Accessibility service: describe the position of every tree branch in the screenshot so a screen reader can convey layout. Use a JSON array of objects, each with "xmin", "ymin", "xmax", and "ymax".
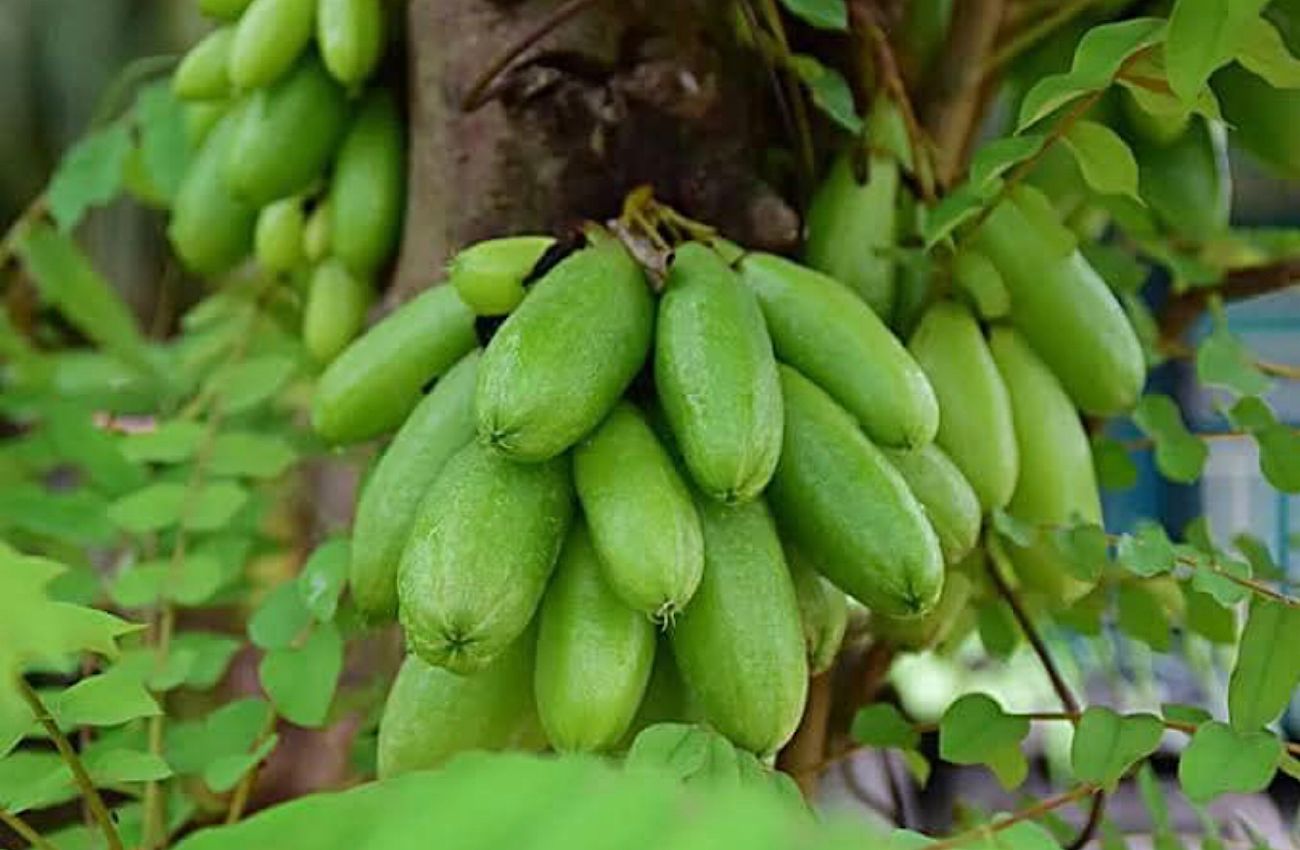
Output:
[
  {"xmin": 1160, "ymin": 257, "xmax": 1300, "ymax": 341},
  {"xmin": 926, "ymin": 785, "xmax": 1097, "ymax": 850},
  {"xmin": 775, "ymin": 671, "xmax": 834, "ymax": 799}
]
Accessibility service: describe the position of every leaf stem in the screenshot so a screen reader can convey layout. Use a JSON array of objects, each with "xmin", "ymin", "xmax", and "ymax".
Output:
[
  {"xmin": 17, "ymin": 680, "xmax": 122, "ymax": 850},
  {"xmin": 224, "ymin": 711, "xmax": 279, "ymax": 824},
  {"xmin": 0, "ymin": 805, "xmax": 60, "ymax": 850},
  {"xmin": 980, "ymin": 0, "xmax": 1107, "ymax": 78},
  {"xmin": 751, "ymin": 0, "xmax": 817, "ymax": 202},
  {"xmin": 925, "ymin": 784, "xmax": 1097, "ymax": 850}
]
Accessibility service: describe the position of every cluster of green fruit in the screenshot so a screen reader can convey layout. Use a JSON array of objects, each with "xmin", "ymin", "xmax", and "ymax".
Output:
[
  {"xmin": 310, "ymin": 171, "xmax": 1144, "ymax": 765},
  {"xmin": 168, "ymin": 0, "xmax": 404, "ymax": 363}
]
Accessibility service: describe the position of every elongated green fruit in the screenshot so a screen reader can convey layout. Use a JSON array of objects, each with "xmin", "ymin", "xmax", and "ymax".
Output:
[
  {"xmin": 535, "ymin": 522, "xmax": 656, "ymax": 752},
  {"xmin": 184, "ymin": 102, "xmax": 228, "ymax": 149},
  {"xmin": 787, "ymin": 547, "xmax": 848, "ymax": 676},
  {"xmin": 908, "ymin": 301, "xmax": 1018, "ymax": 512},
  {"xmin": 952, "ymin": 248, "xmax": 1009, "ymax": 320},
  {"xmin": 655, "ymin": 243, "xmax": 782, "ymax": 503},
  {"xmin": 989, "ymin": 327, "xmax": 1101, "ymax": 604},
  {"xmin": 167, "ymin": 111, "xmax": 256, "ymax": 276},
  {"xmin": 173, "ymin": 27, "xmax": 234, "ymax": 101},
  {"xmin": 450, "ymin": 236, "xmax": 555, "ymax": 316},
  {"xmin": 303, "ymin": 260, "xmax": 373, "ymax": 364},
  {"xmin": 768, "ymin": 365, "xmax": 944, "ymax": 617},
  {"xmin": 619, "ymin": 640, "xmax": 699, "ymax": 747},
  {"xmin": 331, "ymin": 91, "xmax": 404, "ymax": 275},
  {"xmin": 226, "ymin": 54, "xmax": 348, "ymax": 206},
  {"xmin": 254, "ymin": 198, "xmax": 305, "ymax": 272},
  {"xmin": 350, "ymin": 352, "xmax": 479, "ymax": 623},
  {"xmin": 377, "ymin": 637, "xmax": 542, "ymax": 778},
  {"xmin": 477, "ymin": 233, "xmax": 653, "ymax": 461},
  {"xmin": 740, "ymin": 253, "xmax": 938, "ymax": 448},
  {"xmin": 318, "ymin": 0, "xmax": 385, "ymax": 86},
  {"xmin": 199, "ymin": 0, "xmax": 253, "ymax": 20},
  {"xmin": 398, "ymin": 442, "xmax": 572, "ymax": 673},
  {"xmin": 670, "ymin": 497, "xmax": 807, "ymax": 755},
  {"xmin": 303, "ymin": 199, "xmax": 332, "ymax": 263},
  {"xmin": 573, "ymin": 402, "xmax": 703, "ymax": 619},
  {"xmin": 1130, "ymin": 117, "xmax": 1230, "ymax": 243},
  {"xmin": 803, "ymin": 150, "xmax": 898, "ymax": 317},
  {"xmin": 974, "ymin": 195, "xmax": 1144, "ymax": 415},
  {"xmin": 883, "ymin": 443, "xmax": 981, "ymax": 565},
  {"xmin": 228, "ymin": 0, "xmax": 315, "ymax": 89},
  {"xmin": 312, "ymin": 285, "xmax": 477, "ymax": 444},
  {"xmin": 875, "ymin": 550, "xmax": 981, "ymax": 651}
]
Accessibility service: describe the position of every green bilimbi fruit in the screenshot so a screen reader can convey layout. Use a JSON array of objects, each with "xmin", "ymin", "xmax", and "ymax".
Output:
[
  {"xmin": 199, "ymin": 0, "xmax": 253, "ymax": 20},
  {"xmin": 670, "ymin": 497, "xmax": 807, "ymax": 755},
  {"xmin": 331, "ymin": 91, "xmax": 405, "ymax": 276},
  {"xmin": 767, "ymin": 365, "xmax": 944, "ymax": 617},
  {"xmin": 167, "ymin": 111, "xmax": 257, "ymax": 276},
  {"xmin": 228, "ymin": 0, "xmax": 315, "ymax": 90},
  {"xmin": 572, "ymin": 402, "xmax": 703, "ymax": 619},
  {"xmin": 318, "ymin": 0, "xmax": 385, "ymax": 86},
  {"xmin": 226, "ymin": 53, "xmax": 348, "ymax": 206},
  {"xmin": 803, "ymin": 147, "xmax": 899, "ymax": 317},
  {"xmin": 377, "ymin": 637, "xmax": 542, "ymax": 778},
  {"xmin": 477, "ymin": 232, "xmax": 653, "ymax": 461},
  {"xmin": 350, "ymin": 352, "xmax": 479, "ymax": 623},
  {"xmin": 302, "ymin": 260, "xmax": 373, "ymax": 364},
  {"xmin": 173, "ymin": 27, "xmax": 235, "ymax": 101},
  {"xmin": 311, "ymin": 285, "xmax": 477, "ymax": 444},
  {"xmin": 989, "ymin": 327, "xmax": 1102, "ymax": 605},
  {"xmin": 303, "ymin": 199, "xmax": 332, "ymax": 263},
  {"xmin": 620, "ymin": 639, "xmax": 699, "ymax": 746},
  {"xmin": 874, "ymin": 549, "xmax": 982, "ymax": 651},
  {"xmin": 740, "ymin": 253, "xmax": 938, "ymax": 449},
  {"xmin": 535, "ymin": 522, "xmax": 656, "ymax": 752},
  {"xmin": 787, "ymin": 547, "xmax": 848, "ymax": 676},
  {"xmin": 655, "ymin": 242, "xmax": 783, "ymax": 504},
  {"xmin": 450, "ymin": 236, "xmax": 555, "ymax": 316},
  {"xmin": 883, "ymin": 443, "xmax": 981, "ymax": 565},
  {"xmin": 184, "ymin": 102, "xmax": 228, "ymax": 150},
  {"xmin": 974, "ymin": 194, "xmax": 1144, "ymax": 415},
  {"xmin": 254, "ymin": 198, "xmax": 305, "ymax": 273},
  {"xmin": 398, "ymin": 441, "xmax": 572, "ymax": 673},
  {"xmin": 907, "ymin": 301, "xmax": 1018, "ymax": 513},
  {"xmin": 952, "ymin": 248, "xmax": 1009, "ymax": 320},
  {"xmin": 1129, "ymin": 116, "xmax": 1230, "ymax": 244}
]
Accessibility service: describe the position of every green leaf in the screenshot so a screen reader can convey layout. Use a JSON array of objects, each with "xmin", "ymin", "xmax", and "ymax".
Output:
[
  {"xmin": 210, "ymin": 355, "xmax": 298, "ymax": 415},
  {"xmin": 1235, "ymin": 534, "xmax": 1285, "ymax": 580},
  {"xmin": 45, "ymin": 402, "xmax": 146, "ymax": 495},
  {"xmin": 977, "ymin": 600, "xmax": 1021, "ymax": 659},
  {"xmin": 1117, "ymin": 583, "xmax": 1171, "ymax": 651},
  {"xmin": 787, "ymin": 55, "xmax": 862, "ymax": 134},
  {"xmin": 1070, "ymin": 707, "xmax": 1163, "ymax": 788},
  {"xmin": 259, "ymin": 622, "xmax": 343, "ymax": 727},
  {"xmin": 1167, "ymin": 0, "xmax": 1269, "ymax": 102},
  {"xmin": 1196, "ymin": 324, "xmax": 1271, "ymax": 396},
  {"xmin": 205, "ymin": 735, "xmax": 278, "ymax": 793},
  {"xmin": 1132, "ymin": 394, "xmax": 1207, "ymax": 484},
  {"xmin": 5, "ymin": 748, "xmax": 172, "ymax": 815},
  {"xmin": 1052, "ymin": 522, "xmax": 1109, "ymax": 582},
  {"xmin": 1137, "ymin": 763, "xmax": 1173, "ymax": 833},
  {"xmin": 107, "ymin": 481, "xmax": 249, "ymax": 533},
  {"xmin": 1228, "ymin": 598, "xmax": 1300, "ymax": 731},
  {"xmin": 624, "ymin": 724, "xmax": 802, "ymax": 805},
  {"xmin": 1063, "ymin": 121, "xmax": 1141, "ymax": 199},
  {"xmin": 1189, "ymin": 556, "xmax": 1250, "ymax": 606},
  {"xmin": 120, "ymin": 420, "xmax": 206, "ymax": 464},
  {"xmin": 1256, "ymin": 425, "xmax": 1300, "ymax": 493},
  {"xmin": 968, "ymin": 135, "xmax": 1048, "ymax": 190},
  {"xmin": 167, "ymin": 698, "xmax": 271, "ymax": 776},
  {"xmin": 1234, "ymin": 15, "xmax": 1300, "ymax": 88},
  {"xmin": 1178, "ymin": 721, "xmax": 1281, "ymax": 802},
  {"xmin": 851, "ymin": 704, "xmax": 920, "ymax": 750},
  {"xmin": 52, "ymin": 668, "xmax": 160, "ymax": 727},
  {"xmin": 923, "ymin": 184, "xmax": 989, "ymax": 248},
  {"xmin": 1093, "ymin": 435, "xmax": 1138, "ymax": 490},
  {"xmin": 1227, "ymin": 395, "xmax": 1277, "ymax": 433},
  {"xmin": 1117, "ymin": 522, "xmax": 1176, "ymax": 577},
  {"xmin": 1184, "ymin": 585, "xmax": 1236, "ymax": 644},
  {"xmin": 169, "ymin": 631, "xmax": 242, "ymax": 690},
  {"xmin": 135, "ymin": 81, "xmax": 190, "ymax": 202},
  {"xmin": 47, "ymin": 123, "xmax": 132, "ymax": 231},
  {"xmin": 939, "ymin": 693, "xmax": 1030, "ymax": 766},
  {"xmin": 208, "ymin": 432, "xmax": 298, "ymax": 479},
  {"xmin": 298, "ymin": 538, "xmax": 350, "ymax": 623},
  {"xmin": 249, "ymin": 581, "xmax": 314, "ymax": 650},
  {"xmin": 109, "ymin": 554, "xmax": 226, "ymax": 608},
  {"xmin": 778, "ymin": 0, "xmax": 846, "ymax": 30},
  {"xmin": 0, "ymin": 484, "xmax": 117, "ymax": 546},
  {"xmin": 1162, "ymin": 703, "xmax": 1213, "ymax": 727},
  {"xmin": 991, "ymin": 509, "xmax": 1036, "ymax": 548}
]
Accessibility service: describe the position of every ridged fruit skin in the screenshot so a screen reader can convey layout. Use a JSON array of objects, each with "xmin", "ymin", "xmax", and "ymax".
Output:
[
  {"xmin": 573, "ymin": 402, "xmax": 703, "ymax": 619},
  {"xmin": 476, "ymin": 233, "xmax": 653, "ymax": 461},
  {"xmin": 670, "ymin": 497, "xmax": 808, "ymax": 755},
  {"xmin": 228, "ymin": 0, "xmax": 315, "ymax": 90},
  {"xmin": 173, "ymin": 27, "xmax": 235, "ymax": 101},
  {"xmin": 311, "ymin": 285, "xmax": 477, "ymax": 444},
  {"xmin": 535, "ymin": 522, "xmax": 656, "ymax": 752},
  {"xmin": 989, "ymin": 328, "xmax": 1102, "ymax": 605},
  {"xmin": 397, "ymin": 442, "xmax": 572, "ymax": 673},
  {"xmin": 167, "ymin": 111, "xmax": 257, "ymax": 276},
  {"xmin": 803, "ymin": 150, "xmax": 899, "ymax": 317},
  {"xmin": 349, "ymin": 352, "xmax": 479, "ymax": 623},
  {"xmin": 254, "ymin": 198, "xmax": 305, "ymax": 272},
  {"xmin": 875, "ymin": 550, "xmax": 982, "ymax": 651},
  {"xmin": 302, "ymin": 260, "xmax": 372, "ymax": 364},
  {"xmin": 318, "ymin": 0, "xmax": 385, "ymax": 86},
  {"xmin": 767, "ymin": 365, "xmax": 944, "ymax": 617},
  {"xmin": 1129, "ymin": 116, "xmax": 1230, "ymax": 243},
  {"xmin": 883, "ymin": 443, "xmax": 982, "ymax": 565},
  {"xmin": 907, "ymin": 301, "xmax": 1018, "ymax": 512},
  {"xmin": 377, "ymin": 637, "xmax": 543, "ymax": 778},
  {"xmin": 973, "ymin": 195, "xmax": 1144, "ymax": 415},
  {"xmin": 330, "ymin": 91, "xmax": 404, "ymax": 275},
  {"xmin": 740, "ymin": 252, "xmax": 938, "ymax": 449},
  {"xmin": 787, "ymin": 547, "xmax": 848, "ymax": 675},
  {"xmin": 450, "ymin": 236, "xmax": 555, "ymax": 317},
  {"xmin": 655, "ymin": 242, "xmax": 783, "ymax": 503},
  {"xmin": 226, "ymin": 53, "xmax": 348, "ymax": 206}
]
